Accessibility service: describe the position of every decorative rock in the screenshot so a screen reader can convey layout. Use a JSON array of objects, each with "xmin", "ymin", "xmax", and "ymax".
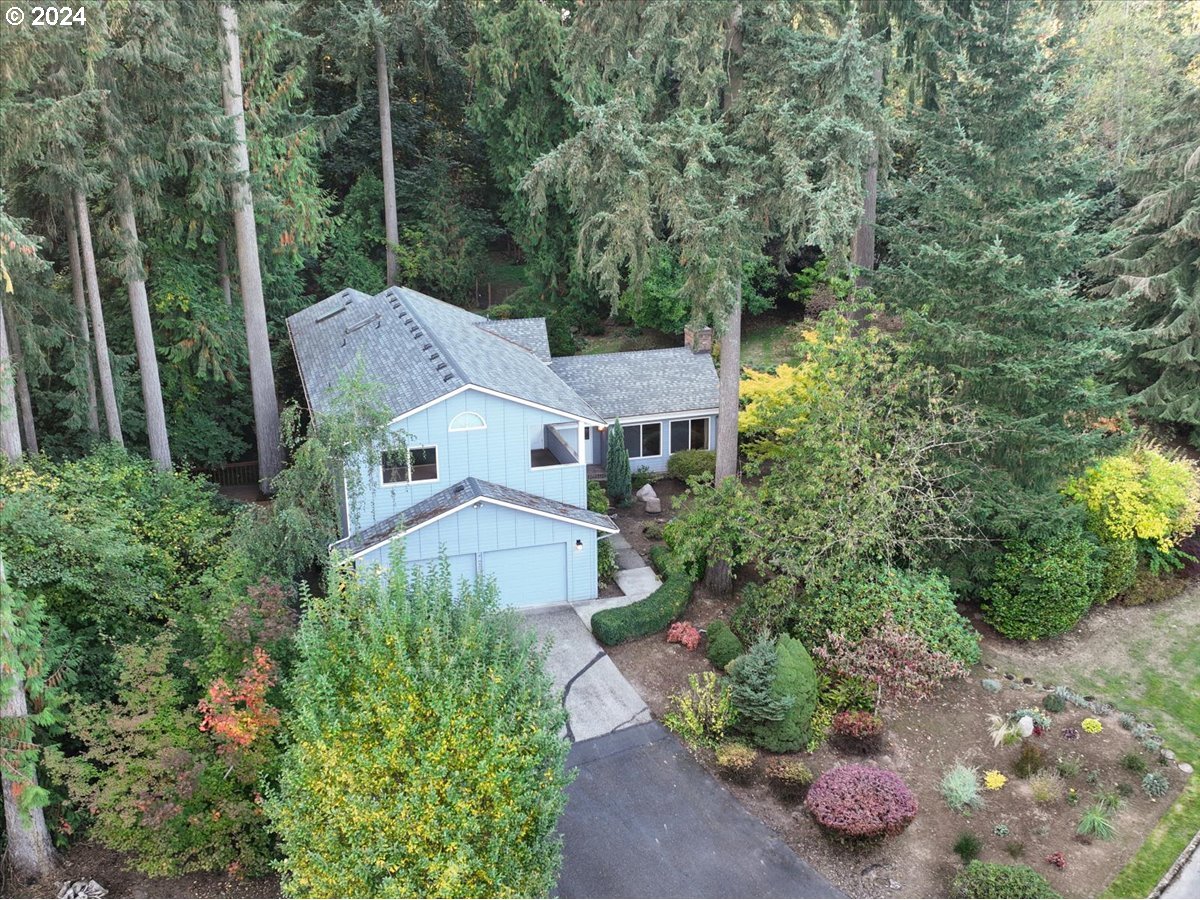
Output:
[
  {"xmin": 1179, "ymin": 762, "xmax": 1193, "ymax": 775},
  {"xmin": 1017, "ymin": 716, "xmax": 1035, "ymax": 738},
  {"xmin": 1161, "ymin": 749, "xmax": 1176, "ymax": 762},
  {"xmin": 645, "ymin": 496, "xmax": 662, "ymax": 514},
  {"xmin": 57, "ymin": 882, "xmax": 107, "ymax": 900},
  {"xmin": 636, "ymin": 483, "xmax": 657, "ymax": 501}
]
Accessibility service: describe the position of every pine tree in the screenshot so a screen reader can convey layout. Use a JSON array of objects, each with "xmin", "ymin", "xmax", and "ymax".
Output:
[
  {"xmin": 1101, "ymin": 35, "xmax": 1200, "ymax": 434},
  {"xmin": 878, "ymin": 0, "xmax": 1123, "ymax": 539},
  {"xmin": 0, "ymin": 550, "xmax": 59, "ymax": 881},
  {"xmin": 606, "ymin": 418, "xmax": 632, "ymax": 506}
]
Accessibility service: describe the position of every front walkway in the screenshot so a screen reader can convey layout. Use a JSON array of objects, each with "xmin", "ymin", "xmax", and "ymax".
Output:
[
  {"xmin": 572, "ymin": 531, "xmax": 661, "ymax": 629},
  {"xmin": 558, "ymin": 723, "xmax": 841, "ymax": 899}
]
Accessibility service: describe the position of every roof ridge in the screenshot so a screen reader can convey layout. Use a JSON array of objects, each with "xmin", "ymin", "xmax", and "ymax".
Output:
[{"xmin": 383, "ymin": 288, "xmax": 466, "ymax": 389}]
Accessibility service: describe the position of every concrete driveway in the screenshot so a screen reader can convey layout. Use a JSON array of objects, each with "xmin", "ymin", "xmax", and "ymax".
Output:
[
  {"xmin": 558, "ymin": 723, "xmax": 841, "ymax": 899},
  {"xmin": 524, "ymin": 604, "xmax": 652, "ymax": 742}
]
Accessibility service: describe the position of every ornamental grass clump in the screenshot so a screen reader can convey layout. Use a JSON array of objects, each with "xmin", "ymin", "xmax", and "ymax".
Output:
[
  {"xmin": 268, "ymin": 560, "xmax": 571, "ymax": 898},
  {"xmin": 1028, "ymin": 770, "xmax": 1064, "ymax": 804},
  {"xmin": 1077, "ymin": 805, "xmax": 1115, "ymax": 840},
  {"xmin": 941, "ymin": 764, "xmax": 984, "ymax": 813},
  {"xmin": 805, "ymin": 765, "xmax": 918, "ymax": 839}
]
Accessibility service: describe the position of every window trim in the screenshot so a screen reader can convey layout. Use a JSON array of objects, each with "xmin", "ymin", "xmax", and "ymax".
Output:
[
  {"xmin": 624, "ymin": 422, "xmax": 663, "ymax": 460},
  {"xmin": 448, "ymin": 411, "xmax": 487, "ymax": 432},
  {"xmin": 380, "ymin": 445, "xmax": 440, "ymax": 485},
  {"xmin": 670, "ymin": 417, "xmax": 711, "ymax": 453}
]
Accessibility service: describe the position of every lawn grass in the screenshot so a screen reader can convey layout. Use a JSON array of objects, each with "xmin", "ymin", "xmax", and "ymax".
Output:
[
  {"xmin": 1104, "ymin": 780, "xmax": 1200, "ymax": 898},
  {"xmin": 739, "ymin": 319, "xmax": 797, "ymax": 370}
]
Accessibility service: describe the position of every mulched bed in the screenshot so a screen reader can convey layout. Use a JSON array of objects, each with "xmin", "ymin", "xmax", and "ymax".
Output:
[{"xmin": 607, "ymin": 584, "xmax": 1191, "ymax": 899}]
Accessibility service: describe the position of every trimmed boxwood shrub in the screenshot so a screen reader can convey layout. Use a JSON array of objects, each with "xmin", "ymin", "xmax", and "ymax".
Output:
[
  {"xmin": 950, "ymin": 861, "xmax": 1060, "ymax": 899},
  {"xmin": 983, "ymin": 525, "xmax": 1104, "ymax": 640},
  {"xmin": 805, "ymin": 765, "xmax": 918, "ymax": 839},
  {"xmin": 705, "ymin": 620, "xmax": 744, "ymax": 670},
  {"xmin": 667, "ymin": 449, "xmax": 716, "ymax": 483},
  {"xmin": 591, "ymin": 572, "xmax": 693, "ymax": 646},
  {"xmin": 1096, "ymin": 537, "xmax": 1138, "ymax": 603},
  {"xmin": 648, "ymin": 545, "xmax": 674, "ymax": 577}
]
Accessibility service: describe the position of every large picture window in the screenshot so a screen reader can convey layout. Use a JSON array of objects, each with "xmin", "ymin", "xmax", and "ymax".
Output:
[
  {"xmin": 623, "ymin": 422, "xmax": 662, "ymax": 459},
  {"xmin": 670, "ymin": 417, "xmax": 710, "ymax": 453},
  {"xmin": 381, "ymin": 446, "xmax": 439, "ymax": 484}
]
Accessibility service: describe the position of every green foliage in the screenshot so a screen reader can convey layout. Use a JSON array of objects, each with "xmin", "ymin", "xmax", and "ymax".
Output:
[
  {"xmin": 314, "ymin": 172, "xmax": 389, "ymax": 297},
  {"xmin": 586, "ymin": 480, "xmax": 609, "ymax": 514},
  {"xmin": 1121, "ymin": 752, "xmax": 1149, "ymax": 775},
  {"xmin": 664, "ymin": 476, "xmax": 755, "ymax": 582},
  {"xmin": 663, "ymin": 672, "xmax": 735, "ymax": 750},
  {"xmin": 631, "ymin": 466, "xmax": 659, "ymax": 493},
  {"xmin": 0, "ymin": 447, "xmax": 229, "ymax": 700},
  {"xmin": 728, "ymin": 634, "xmax": 817, "ymax": 753},
  {"xmin": 878, "ymin": 2, "xmax": 1124, "ymax": 540},
  {"xmin": 1077, "ymin": 805, "xmax": 1116, "ymax": 840},
  {"xmin": 765, "ymin": 759, "xmax": 814, "ymax": 800},
  {"xmin": 648, "ymin": 545, "xmax": 675, "ymax": 578},
  {"xmin": 787, "ymin": 260, "xmax": 854, "ymax": 311},
  {"xmin": 606, "ymin": 419, "xmax": 632, "ymax": 505},
  {"xmin": 793, "ymin": 566, "xmax": 980, "ymax": 666},
  {"xmin": 983, "ymin": 522, "xmax": 1105, "ymax": 640},
  {"xmin": 704, "ymin": 620, "xmax": 744, "ymax": 671},
  {"xmin": 951, "ymin": 861, "xmax": 1061, "ymax": 899},
  {"xmin": 267, "ymin": 559, "xmax": 570, "ymax": 898},
  {"xmin": 730, "ymin": 581, "xmax": 801, "ymax": 644},
  {"xmin": 597, "ymin": 538, "xmax": 618, "ymax": 588},
  {"xmin": 590, "ymin": 572, "xmax": 693, "ymax": 647},
  {"xmin": 954, "ymin": 832, "xmax": 983, "ymax": 864},
  {"xmin": 666, "ymin": 449, "xmax": 716, "ymax": 484},
  {"xmin": 940, "ymin": 765, "xmax": 983, "ymax": 815},
  {"xmin": 1014, "ymin": 743, "xmax": 1047, "ymax": 779},
  {"xmin": 44, "ymin": 632, "xmax": 277, "ymax": 876},
  {"xmin": 1096, "ymin": 538, "xmax": 1140, "ymax": 604},
  {"xmin": 1043, "ymin": 692, "xmax": 1067, "ymax": 714},
  {"xmin": 1028, "ymin": 771, "xmax": 1064, "ymax": 804},
  {"xmin": 1142, "ymin": 772, "xmax": 1170, "ymax": 799}
]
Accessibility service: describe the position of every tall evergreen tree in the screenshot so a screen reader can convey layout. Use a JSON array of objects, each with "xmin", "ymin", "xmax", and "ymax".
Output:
[
  {"xmin": 528, "ymin": 2, "xmax": 878, "ymax": 589},
  {"xmin": 878, "ymin": 0, "xmax": 1123, "ymax": 541},
  {"xmin": 73, "ymin": 189, "xmax": 124, "ymax": 446},
  {"xmin": 65, "ymin": 205, "xmax": 100, "ymax": 436},
  {"xmin": 606, "ymin": 418, "xmax": 632, "ymax": 505},
  {"xmin": 2, "ymin": 300, "xmax": 37, "ymax": 455},
  {"xmin": 1101, "ymin": 35, "xmax": 1200, "ymax": 434},
  {"xmin": 220, "ymin": 1, "xmax": 282, "ymax": 488}
]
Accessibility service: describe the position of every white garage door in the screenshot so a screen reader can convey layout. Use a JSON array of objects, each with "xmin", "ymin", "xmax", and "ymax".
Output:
[
  {"xmin": 482, "ymin": 543, "xmax": 569, "ymax": 607},
  {"xmin": 409, "ymin": 552, "xmax": 477, "ymax": 593}
]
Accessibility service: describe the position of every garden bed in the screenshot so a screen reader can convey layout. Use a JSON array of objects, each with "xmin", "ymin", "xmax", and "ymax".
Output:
[{"xmin": 607, "ymin": 585, "xmax": 1195, "ymax": 899}]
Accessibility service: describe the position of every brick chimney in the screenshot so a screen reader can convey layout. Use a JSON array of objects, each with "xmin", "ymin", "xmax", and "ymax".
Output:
[{"xmin": 684, "ymin": 325, "xmax": 713, "ymax": 354}]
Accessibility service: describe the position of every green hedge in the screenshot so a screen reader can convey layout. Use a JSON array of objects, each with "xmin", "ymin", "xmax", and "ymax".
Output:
[
  {"xmin": 705, "ymin": 620, "xmax": 743, "ymax": 670},
  {"xmin": 667, "ymin": 449, "xmax": 716, "ymax": 482},
  {"xmin": 648, "ymin": 545, "xmax": 674, "ymax": 577},
  {"xmin": 592, "ymin": 573, "xmax": 694, "ymax": 646},
  {"xmin": 951, "ymin": 861, "xmax": 1060, "ymax": 899},
  {"xmin": 587, "ymin": 480, "xmax": 609, "ymax": 514}
]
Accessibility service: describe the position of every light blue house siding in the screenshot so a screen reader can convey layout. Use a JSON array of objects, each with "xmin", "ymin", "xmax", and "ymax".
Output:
[
  {"xmin": 354, "ymin": 502, "xmax": 601, "ymax": 606},
  {"xmin": 587, "ymin": 413, "xmax": 717, "ymax": 473},
  {"xmin": 347, "ymin": 388, "xmax": 588, "ymax": 534}
]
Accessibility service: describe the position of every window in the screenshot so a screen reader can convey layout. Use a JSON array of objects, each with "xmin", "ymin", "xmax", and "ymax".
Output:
[
  {"xmin": 381, "ymin": 446, "xmax": 439, "ymax": 484},
  {"xmin": 670, "ymin": 417, "xmax": 710, "ymax": 453},
  {"xmin": 623, "ymin": 422, "xmax": 662, "ymax": 459},
  {"xmin": 449, "ymin": 411, "xmax": 486, "ymax": 432}
]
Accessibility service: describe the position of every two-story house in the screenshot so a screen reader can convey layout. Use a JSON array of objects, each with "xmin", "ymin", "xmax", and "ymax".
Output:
[{"xmin": 287, "ymin": 286, "xmax": 719, "ymax": 607}]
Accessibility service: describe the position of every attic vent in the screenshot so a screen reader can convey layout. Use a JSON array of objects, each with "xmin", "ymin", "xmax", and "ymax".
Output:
[
  {"xmin": 443, "ymin": 373, "xmax": 455, "ymax": 382},
  {"xmin": 315, "ymin": 306, "xmax": 347, "ymax": 324},
  {"xmin": 429, "ymin": 352, "xmax": 440, "ymax": 361},
  {"xmin": 435, "ymin": 362, "xmax": 447, "ymax": 371},
  {"xmin": 453, "ymin": 483, "xmax": 467, "ymax": 494},
  {"xmin": 421, "ymin": 343, "xmax": 432, "ymax": 351},
  {"xmin": 344, "ymin": 313, "xmax": 381, "ymax": 334}
]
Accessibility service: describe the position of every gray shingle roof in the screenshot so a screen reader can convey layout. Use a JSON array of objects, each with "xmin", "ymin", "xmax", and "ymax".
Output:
[
  {"xmin": 475, "ymin": 318, "xmax": 551, "ymax": 362},
  {"xmin": 548, "ymin": 347, "xmax": 720, "ymax": 420},
  {"xmin": 331, "ymin": 476, "xmax": 617, "ymax": 556},
  {"xmin": 287, "ymin": 288, "xmax": 602, "ymax": 423}
]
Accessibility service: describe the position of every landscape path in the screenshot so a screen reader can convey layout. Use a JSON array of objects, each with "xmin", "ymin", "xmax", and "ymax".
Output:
[{"xmin": 557, "ymin": 723, "xmax": 841, "ymax": 899}]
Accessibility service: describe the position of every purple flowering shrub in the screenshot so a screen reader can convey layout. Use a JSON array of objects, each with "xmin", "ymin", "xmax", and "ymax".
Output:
[{"xmin": 805, "ymin": 765, "xmax": 918, "ymax": 839}]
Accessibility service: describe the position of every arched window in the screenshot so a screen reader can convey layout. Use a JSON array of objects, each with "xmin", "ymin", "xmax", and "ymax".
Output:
[{"xmin": 449, "ymin": 410, "xmax": 487, "ymax": 432}]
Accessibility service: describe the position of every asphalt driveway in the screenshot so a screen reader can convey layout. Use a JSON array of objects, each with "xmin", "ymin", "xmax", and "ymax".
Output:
[{"xmin": 558, "ymin": 723, "xmax": 841, "ymax": 899}]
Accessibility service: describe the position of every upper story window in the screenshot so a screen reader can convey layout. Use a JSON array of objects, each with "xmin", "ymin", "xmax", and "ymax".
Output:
[
  {"xmin": 670, "ymin": 417, "xmax": 710, "ymax": 453},
  {"xmin": 623, "ymin": 422, "xmax": 662, "ymax": 459},
  {"xmin": 381, "ymin": 446, "xmax": 439, "ymax": 485},
  {"xmin": 449, "ymin": 411, "xmax": 487, "ymax": 432}
]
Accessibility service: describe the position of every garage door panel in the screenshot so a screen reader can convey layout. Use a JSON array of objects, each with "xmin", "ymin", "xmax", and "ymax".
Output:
[
  {"xmin": 409, "ymin": 552, "xmax": 477, "ymax": 593},
  {"xmin": 483, "ymin": 543, "xmax": 568, "ymax": 607}
]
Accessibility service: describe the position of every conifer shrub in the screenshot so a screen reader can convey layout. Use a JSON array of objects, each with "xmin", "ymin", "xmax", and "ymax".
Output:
[
  {"xmin": 667, "ymin": 449, "xmax": 716, "ymax": 483},
  {"xmin": 805, "ymin": 765, "xmax": 918, "ymax": 839},
  {"xmin": 606, "ymin": 419, "xmax": 633, "ymax": 504},
  {"xmin": 1014, "ymin": 742, "xmax": 1048, "ymax": 778},
  {"xmin": 728, "ymin": 634, "xmax": 817, "ymax": 752},
  {"xmin": 705, "ymin": 620, "xmax": 744, "ymax": 671},
  {"xmin": 267, "ymin": 562, "xmax": 570, "ymax": 897},
  {"xmin": 983, "ymin": 524, "xmax": 1104, "ymax": 639},
  {"xmin": 951, "ymin": 861, "xmax": 1060, "ymax": 899}
]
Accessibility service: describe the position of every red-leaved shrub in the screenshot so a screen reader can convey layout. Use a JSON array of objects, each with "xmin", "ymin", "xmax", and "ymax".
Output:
[
  {"xmin": 667, "ymin": 621, "xmax": 701, "ymax": 651},
  {"xmin": 831, "ymin": 711, "xmax": 886, "ymax": 753},
  {"xmin": 805, "ymin": 765, "xmax": 918, "ymax": 839}
]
